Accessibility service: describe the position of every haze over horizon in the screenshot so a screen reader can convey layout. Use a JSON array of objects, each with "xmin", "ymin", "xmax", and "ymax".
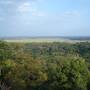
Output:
[{"xmin": 0, "ymin": 0, "xmax": 90, "ymax": 37}]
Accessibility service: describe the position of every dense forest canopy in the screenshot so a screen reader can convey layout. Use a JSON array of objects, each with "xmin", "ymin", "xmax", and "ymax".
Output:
[{"xmin": 0, "ymin": 41, "xmax": 90, "ymax": 90}]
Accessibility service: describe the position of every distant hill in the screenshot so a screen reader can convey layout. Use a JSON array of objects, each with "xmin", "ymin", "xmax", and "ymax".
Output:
[
  {"xmin": 0, "ymin": 36, "xmax": 90, "ymax": 40},
  {"xmin": 0, "ymin": 36, "xmax": 90, "ymax": 43}
]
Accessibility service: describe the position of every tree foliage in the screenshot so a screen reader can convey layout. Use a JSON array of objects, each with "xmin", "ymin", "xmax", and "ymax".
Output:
[{"xmin": 0, "ymin": 41, "xmax": 90, "ymax": 90}]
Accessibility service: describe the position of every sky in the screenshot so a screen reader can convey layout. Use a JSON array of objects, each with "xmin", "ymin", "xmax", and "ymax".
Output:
[{"xmin": 0, "ymin": 0, "xmax": 90, "ymax": 37}]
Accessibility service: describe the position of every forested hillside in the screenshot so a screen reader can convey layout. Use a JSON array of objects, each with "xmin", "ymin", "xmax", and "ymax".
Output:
[{"xmin": 0, "ymin": 41, "xmax": 90, "ymax": 90}]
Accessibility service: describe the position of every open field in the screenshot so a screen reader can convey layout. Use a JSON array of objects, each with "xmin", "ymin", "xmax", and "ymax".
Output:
[{"xmin": 4, "ymin": 38, "xmax": 90, "ymax": 43}]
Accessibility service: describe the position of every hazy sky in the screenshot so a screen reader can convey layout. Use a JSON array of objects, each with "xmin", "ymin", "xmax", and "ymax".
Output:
[{"xmin": 0, "ymin": 0, "xmax": 90, "ymax": 37}]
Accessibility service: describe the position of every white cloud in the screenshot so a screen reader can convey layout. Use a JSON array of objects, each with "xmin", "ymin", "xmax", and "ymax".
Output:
[
  {"xmin": 64, "ymin": 11, "xmax": 81, "ymax": 17},
  {"xmin": 0, "ymin": 0, "xmax": 13, "ymax": 5},
  {"xmin": 0, "ymin": 17, "xmax": 4, "ymax": 21},
  {"xmin": 32, "ymin": 12, "xmax": 45, "ymax": 16},
  {"xmin": 37, "ymin": 0, "xmax": 44, "ymax": 2},
  {"xmin": 18, "ymin": 2, "xmax": 34, "ymax": 13},
  {"xmin": 17, "ymin": 2, "xmax": 45, "ymax": 17}
]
